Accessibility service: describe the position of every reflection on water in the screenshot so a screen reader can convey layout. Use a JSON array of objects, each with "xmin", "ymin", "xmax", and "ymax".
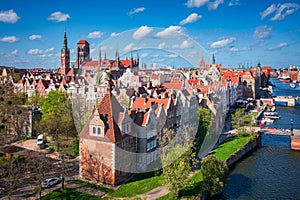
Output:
[
  {"xmin": 216, "ymin": 135, "xmax": 300, "ymax": 200},
  {"xmin": 215, "ymin": 79, "xmax": 300, "ymax": 200}
]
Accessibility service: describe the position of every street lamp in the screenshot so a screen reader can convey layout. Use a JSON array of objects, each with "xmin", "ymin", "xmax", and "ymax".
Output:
[{"xmin": 290, "ymin": 119, "xmax": 294, "ymax": 136}]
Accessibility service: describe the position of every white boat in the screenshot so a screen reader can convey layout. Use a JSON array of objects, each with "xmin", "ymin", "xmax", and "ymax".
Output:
[
  {"xmin": 261, "ymin": 118, "xmax": 274, "ymax": 125},
  {"xmin": 290, "ymin": 83, "xmax": 296, "ymax": 88},
  {"xmin": 264, "ymin": 111, "xmax": 280, "ymax": 119}
]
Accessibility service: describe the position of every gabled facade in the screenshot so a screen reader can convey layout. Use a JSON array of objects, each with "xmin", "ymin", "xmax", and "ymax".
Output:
[{"xmin": 79, "ymin": 93, "xmax": 137, "ymax": 185}]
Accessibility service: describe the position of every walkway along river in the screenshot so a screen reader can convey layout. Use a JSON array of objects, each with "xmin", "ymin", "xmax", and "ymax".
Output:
[{"xmin": 215, "ymin": 78, "xmax": 300, "ymax": 199}]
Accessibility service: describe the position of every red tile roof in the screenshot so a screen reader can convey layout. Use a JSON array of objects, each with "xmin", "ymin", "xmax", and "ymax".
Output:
[
  {"xmin": 119, "ymin": 59, "xmax": 131, "ymax": 67},
  {"xmin": 77, "ymin": 40, "xmax": 89, "ymax": 45}
]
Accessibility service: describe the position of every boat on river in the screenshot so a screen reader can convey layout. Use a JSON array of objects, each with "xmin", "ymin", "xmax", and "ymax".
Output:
[
  {"xmin": 290, "ymin": 83, "xmax": 296, "ymax": 88},
  {"xmin": 261, "ymin": 117, "xmax": 274, "ymax": 125},
  {"xmin": 278, "ymin": 74, "xmax": 291, "ymax": 82},
  {"xmin": 264, "ymin": 111, "xmax": 280, "ymax": 119}
]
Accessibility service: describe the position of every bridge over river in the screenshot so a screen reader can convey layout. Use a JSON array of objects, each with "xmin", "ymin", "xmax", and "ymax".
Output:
[
  {"xmin": 272, "ymin": 96, "xmax": 300, "ymax": 107},
  {"xmin": 260, "ymin": 128, "xmax": 300, "ymax": 150}
]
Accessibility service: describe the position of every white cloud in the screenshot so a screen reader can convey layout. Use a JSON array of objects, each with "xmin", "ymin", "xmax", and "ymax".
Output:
[
  {"xmin": 155, "ymin": 26, "xmax": 183, "ymax": 38},
  {"xmin": 141, "ymin": 53, "xmax": 148, "ymax": 58},
  {"xmin": 28, "ymin": 49, "xmax": 43, "ymax": 55},
  {"xmin": 0, "ymin": 10, "xmax": 20, "ymax": 24},
  {"xmin": 88, "ymin": 31, "xmax": 104, "ymax": 39},
  {"xmin": 186, "ymin": 0, "xmax": 209, "ymax": 8},
  {"xmin": 158, "ymin": 42, "xmax": 167, "ymax": 49},
  {"xmin": 210, "ymin": 37, "xmax": 236, "ymax": 48},
  {"xmin": 47, "ymin": 11, "xmax": 70, "ymax": 22},
  {"xmin": 185, "ymin": 0, "xmax": 224, "ymax": 10},
  {"xmin": 0, "ymin": 10, "xmax": 20, "ymax": 23},
  {"xmin": 123, "ymin": 43, "xmax": 136, "ymax": 53},
  {"xmin": 10, "ymin": 49, "xmax": 18, "ymax": 56},
  {"xmin": 0, "ymin": 36, "xmax": 19, "ymax": 43},
  {"xmin": 166, "ymin": 54, "xmax": 178, "ymax": 58},
  {"xmin": 261, "ymin": 3, "xmax": 300, "ymax": 21},
  {"xmin": 179, "ymin": 13, "xmax": 202, "ymax": 25},
  {"xmin": 29, "ymin": 34, "xmax": 42, "ymax": 40},
  {"xmin": 132, "ymin": 26, "xmax": 153, "ymax": 40},
  {"xmin": 110, "ymin": 32, "xmax": 120, "ymax": 37},
  {"xmin": 180, "ymin": 40, "xmax": 194, "ymax": 49},
  {"xmin": 44, "ymin": 48, "xmax": 54, "ymax": 53},
  {"xmin": 268, "ymin": 42, "xmax": 288, "ymax": 51},
  {"xmin": 128, "ymin": 7, "xmax": 146, "ymax": 16},
  {"xmin": 27, "ymin": 48, "xmax": 54, "ymax": 57},
  {"xmin": 230, "ymin": 47, "xmax": 238, "ymax": 52},
  {"xmin": 228, "ymin": 0, "xmax": 240, "ymax": 6},
  {"xmin": 260, "ymin": 4, "xmax": 277, "ymax": 20},
  {"xmin": 253, "ymin": 25, "xmax": 272, "ymax": 41},
  {"xmin": 208, "ymin": 0, "xmax": 224, "ymax": 10}
]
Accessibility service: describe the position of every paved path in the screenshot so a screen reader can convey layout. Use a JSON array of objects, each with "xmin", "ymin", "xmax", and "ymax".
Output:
[{"xmin": 137, "ymin": 186, "xmax": 169, "ymax": 200}]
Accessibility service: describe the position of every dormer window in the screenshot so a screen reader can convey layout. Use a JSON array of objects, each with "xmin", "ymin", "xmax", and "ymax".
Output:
[{"xmin": 89, "ymin": 109, "xmax": 105, "ymax": 137}]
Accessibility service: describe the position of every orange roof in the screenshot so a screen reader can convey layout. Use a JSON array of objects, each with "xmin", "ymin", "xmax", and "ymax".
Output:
[
  {"xmin": 192, "ymin": 85, "xmax": 209, "ymax": 92},
  {"xmin": 77, "ymin": 40, "xmax": 89, "ymax": 44},
  {"xmin": 131, "ymin": 97, "xmax": 169, "ymax": 111},
  {"xmin": 188, "ymin": 79, "xmax": 199, "ymax": 85},
  {"xmin": 161, "ymin": 79, "xmax": 182, "ymax": 89},
  {"xmin": 66, "ymin": 68, "xmax": 74, "ymax": 76},
  {"xmin": 120, "ymin": 58, "xmax": 131, "ymax": 67}
]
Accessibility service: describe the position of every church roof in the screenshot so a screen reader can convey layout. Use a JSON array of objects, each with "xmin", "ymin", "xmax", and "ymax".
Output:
[{"xmin": 77, "ymin": 40, "xmax": 89, "ymax": 45}]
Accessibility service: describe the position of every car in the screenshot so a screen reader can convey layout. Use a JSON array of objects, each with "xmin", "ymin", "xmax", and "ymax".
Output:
[{"xmin": 42, "ymin": 177, "xmax": 60, "ymax": 188}]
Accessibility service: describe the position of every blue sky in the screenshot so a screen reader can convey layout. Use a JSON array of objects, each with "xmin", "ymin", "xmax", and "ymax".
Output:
[{"xmin": 0, "ymin": 0, "xmax": 299, "ymax": 69}]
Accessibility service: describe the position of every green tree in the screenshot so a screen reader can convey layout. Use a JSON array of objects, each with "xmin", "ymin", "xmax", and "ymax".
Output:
[
  {"xmin": 201, "ymin": 155, "xmax": 229, "ymax": 197},
  {"xmin": 195, "ymin": 107, "xmax": 212, "ymax": 154},
  {"xmin": 0, "ymin": 79, "xmax": 27, "ymax": 143},
  {"xmin": 160, "ymin": 129, "xmax": 197, "ymax": 196},
  {"xmin": 39, "ymin": 90, "xmax": 76, "ymax": 151},
  {"xmin": 0, "ymin": 155, "xmax": 26, "ymax": 200},
  {"xmin": 161, "ymin": 144, "xmax": 196, "ymax": 196},
  {"xmin": 231, "ymin": 108, "xmax": 254, "ymax": 136},
  {"xmin": 38, "ymin": 90, "xmax": 76, "ymax": 191}
]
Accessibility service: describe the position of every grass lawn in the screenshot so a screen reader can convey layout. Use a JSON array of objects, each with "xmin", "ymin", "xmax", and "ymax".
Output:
[
  {"xmin": 212, "ymin": 135, "xmax": 253, "ymax": 161},
  {"xmin": 73, "ymin": 180, "xmax": 113, "ymax": 193},
  {"xmin": 41, "ymin": 187, "xmax": 100, "ymax": 200},
  {"xmin": 107, "ymin": 175, "xmax": 165, "ymax": 198},
  {"xmin": 42, "ymin": 135, "xmax": 255, "ymax": 200}
]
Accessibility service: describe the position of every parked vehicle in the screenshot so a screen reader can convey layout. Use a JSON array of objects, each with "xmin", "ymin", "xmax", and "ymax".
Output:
[
  {"xmin": 37, "ymin": 134, "xmax": 45, "ymax": 149},
  {"xmin": 42, "ymin": 177, "xmax": 60, "ymax": 188}
]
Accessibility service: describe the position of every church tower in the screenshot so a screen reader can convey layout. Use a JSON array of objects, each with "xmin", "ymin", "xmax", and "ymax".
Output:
[
  {"xmin": 212, "ymin": 53, "xmax": 215, "ymax": 65},
  {"xmin": 76, "ymin": 40, "xmax": 90, "ymax": 69},
  {"xmin": 60, "ymin": 30, "xmax": 70, "ymax": 75}
]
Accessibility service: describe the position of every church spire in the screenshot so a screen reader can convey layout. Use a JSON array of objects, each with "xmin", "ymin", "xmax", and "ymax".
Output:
[
  {"xmin": 63, "ymin": 29, "xmax": 68, "ymax": 50},
  {"xmin": 212, "ymin": 53, "xmax": 215, "ymax": 65}
]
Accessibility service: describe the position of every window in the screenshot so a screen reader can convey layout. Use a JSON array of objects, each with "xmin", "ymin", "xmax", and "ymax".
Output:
[
  {"xmin": 97, "ymin": 127, "xmax": 101, "ymax": 135},
  {"xmin": 93, "ymin": 127, "xmax": 96, "ymax": 134}
]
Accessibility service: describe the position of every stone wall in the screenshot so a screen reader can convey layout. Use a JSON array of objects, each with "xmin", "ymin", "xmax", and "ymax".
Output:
[{"xmin": 226, "ymin": 134, "xmax": 261, "ymax": 167}]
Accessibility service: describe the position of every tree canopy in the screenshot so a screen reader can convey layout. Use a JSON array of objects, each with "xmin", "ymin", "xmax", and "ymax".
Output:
[
  {"xmin": 201, "ymin": 155, "xmax": 229, "ymax": 197},
  {"xmin": 39, "ymin": 90, "xmax": 76, "ymax": 151}
]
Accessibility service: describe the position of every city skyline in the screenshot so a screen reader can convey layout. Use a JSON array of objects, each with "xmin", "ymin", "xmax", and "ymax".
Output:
[{"xmin": 0, "ymin": 0, "xmax": 299, "ymax": 69}]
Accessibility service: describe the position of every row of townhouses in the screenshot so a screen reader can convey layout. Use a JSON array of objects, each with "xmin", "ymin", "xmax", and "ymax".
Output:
[{"xmin": 1, "ymin": 31, "xmax": 272, "ymax": 186}]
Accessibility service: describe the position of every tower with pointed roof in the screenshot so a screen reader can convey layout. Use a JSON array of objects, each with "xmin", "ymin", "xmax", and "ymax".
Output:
[
  {"xmin": 60, "ymin": 30, "xmax": 70, "ymax": 74},
  {"xmin": 212, "ymin": 53, "xmax": 215, "ymax": 65}
]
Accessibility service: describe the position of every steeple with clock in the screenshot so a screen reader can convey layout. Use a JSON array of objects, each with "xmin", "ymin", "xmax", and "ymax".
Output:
[{"xmin": 60, "ymin": 30, "xmax": 70, "ymax": 75}]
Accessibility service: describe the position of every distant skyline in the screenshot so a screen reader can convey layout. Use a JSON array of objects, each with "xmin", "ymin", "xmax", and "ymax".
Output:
[{"xmin": 0, "ymin": 0, "xmax": 299, "ymax": 69}]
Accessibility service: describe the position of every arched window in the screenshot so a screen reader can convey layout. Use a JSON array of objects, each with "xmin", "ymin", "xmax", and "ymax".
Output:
[
  {"xmin": 93, "ymin": 127, "xmax": 96, "ymax": 134},
  {"xmin": 97, "ymin": 127, "xmax": 101, "ymax": 135}
]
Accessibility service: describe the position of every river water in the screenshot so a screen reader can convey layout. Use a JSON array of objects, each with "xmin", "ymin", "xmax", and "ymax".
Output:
[{"xmin": 216, "ymin": 78, "xmax": 300, "ymax": 200}]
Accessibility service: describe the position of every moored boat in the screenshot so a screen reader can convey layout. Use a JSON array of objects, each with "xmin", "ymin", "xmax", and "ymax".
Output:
[
  {"xmin": 264, "ymin": 111, "xmax": 280, "ymax": 119},
  {"xmin": 290, "ymin": 83, "xmax": 296, "ymax": 88}
]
